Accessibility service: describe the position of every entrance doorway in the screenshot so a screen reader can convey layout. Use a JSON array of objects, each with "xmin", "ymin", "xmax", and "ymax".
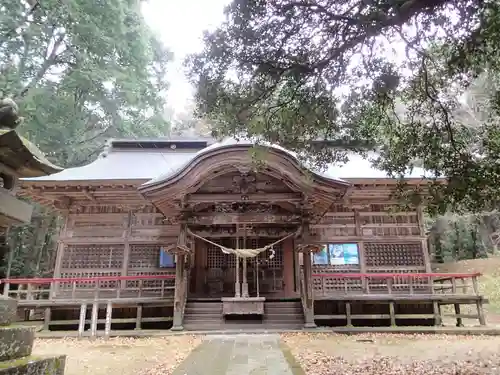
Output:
[{"xmin": 189, "ymin": 238, "xmax": 285, "ymax": 298}]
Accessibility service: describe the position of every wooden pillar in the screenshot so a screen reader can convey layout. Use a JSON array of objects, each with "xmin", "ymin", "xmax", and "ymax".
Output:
[
  {"xmin": 195, "ymin": 240, "xmax": 205, "ymax": 295},
  {"xmin": 354, "ymin": 209, "xmax": 367, "ymax": 291},
  {"xmin": 43, "ymin": 307, "xmax": 51, "ymax": 331},
  {"xmin": 303, "ymin": 248, "xmax": 316, "ymax": 328},
  {"xmin": 172, "ymin": 223, "xmax": 187, "ymax": 331},
  {"xmin": 417, "ymin": 206, "xmax": 432, "ymax": 272},
  {"xmin": 172, "ymin": 254, "xmax": 185, "ymax": 330},
  {"xmin": 90, "ymin": 302, "xmax": 98, "ymax": 338},
  {"xmin": 53, "ymin": 214, "xmax": 70, "ymax": 297},
  {"xmin": 283, "ymin": 238, "xmax": 295, "ymax": 297},
  {"xmin": 104, "ymin": 301, "xmax": 113, "ymax": 338},
  {"xmin": 135, "ymin": 304, "xmax": 143, "ymax": 330},
  {"xmin": 121, "ymin": 211, "xmax": 133, "ymax": 289}
]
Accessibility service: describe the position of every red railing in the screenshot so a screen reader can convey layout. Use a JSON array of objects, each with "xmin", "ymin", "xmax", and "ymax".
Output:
[
  {"xmin": 1, "ymin": 274, "xmax": 177, "ymax": 302},
  {"xmin": 310, "ymin": 272, "xmax": 482, "ymax": 296},
  {"xmin": 1, "ymin": 274, "xmax": 176, "ymax": 284}
]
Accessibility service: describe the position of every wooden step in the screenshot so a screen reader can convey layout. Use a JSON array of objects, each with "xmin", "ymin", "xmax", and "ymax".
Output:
[{"xmin": 182, "ymin": 300, "xmax": 304, "ymax": 331}]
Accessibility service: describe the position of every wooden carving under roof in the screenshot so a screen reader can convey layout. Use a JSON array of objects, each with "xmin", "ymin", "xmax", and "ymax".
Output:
[{"xmin": 139, "ymin": 144, "xmax": 350, "ymax": 222}]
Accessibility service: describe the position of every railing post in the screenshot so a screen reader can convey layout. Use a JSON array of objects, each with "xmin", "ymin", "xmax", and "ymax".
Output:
[
  {"xmin": 472, "ymin": 276, "xmax": 479, "ymax": 295},
  {"xmin": 116, "ymin": 279, "xmax": 121, "ymax": 299},
  {"xmin": 387, "ymin": 277, "xmax": 393, "ymax": 294},
  {"xmin": 49, "ymin": 281, "xmax": 56, "ymax": 300},
  {"xmin": 71, "ymin": 282, "xmax": 77, "ymax": 300},
  {"xmin": 138, "ymin": 279, "xmax": 143, "ymax": 298},
  {"xmin": 2, "ymin": 280, "xmax": 9, "ymax": 297}
]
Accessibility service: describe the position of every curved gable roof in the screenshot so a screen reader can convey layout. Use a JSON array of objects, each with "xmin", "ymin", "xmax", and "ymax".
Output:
[{"xmin": 142, "ymin": 137, "xmax": 350, "ymax": 189}]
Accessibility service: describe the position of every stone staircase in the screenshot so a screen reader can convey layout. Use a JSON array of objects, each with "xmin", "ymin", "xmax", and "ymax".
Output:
[
  {"xmin": 182, "ymin": 299, "xmax": 304, "ymax": 331},
  {"xmin": 0, "ymin": 296, "xmax": 66, "ymax": 374}
]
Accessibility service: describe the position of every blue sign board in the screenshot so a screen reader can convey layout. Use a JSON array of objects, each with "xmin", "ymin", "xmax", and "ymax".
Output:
[{"xmin": 159, "ymin": 248, "xmax": 175, "ymax": 268}]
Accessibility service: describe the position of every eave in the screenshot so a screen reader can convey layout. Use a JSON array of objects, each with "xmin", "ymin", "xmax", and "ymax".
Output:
[{"xmin": 0, "ymin": 129, "xmax": 62, "ymax": 177}]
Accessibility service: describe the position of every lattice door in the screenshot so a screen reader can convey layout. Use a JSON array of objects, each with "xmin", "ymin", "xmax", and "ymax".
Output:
[
  {"xmin": 205, "ymin": 239, "xmax": 236, "ymax": 296},
  {"xmin": 202, "ymin": 237, "xmax": 285, "ymax": 297},
  {"xmin": 244, "ymin": 238, "xmax": 284, "ymax": 296}
]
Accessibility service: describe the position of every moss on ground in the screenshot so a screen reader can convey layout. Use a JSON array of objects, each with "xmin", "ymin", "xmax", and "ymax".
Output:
[{"xmin": 0, "ymin": 356, "xmax": 42, "ymax": 369}]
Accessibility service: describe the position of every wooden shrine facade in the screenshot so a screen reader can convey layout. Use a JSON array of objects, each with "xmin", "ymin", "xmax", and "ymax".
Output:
[
  {"xmin": 17, "ymin": 139, "xmax": 431, "ymax": 300},
  {"xmin": 11, "ymin": 138, "xmax": 484, "ymax": 331}
]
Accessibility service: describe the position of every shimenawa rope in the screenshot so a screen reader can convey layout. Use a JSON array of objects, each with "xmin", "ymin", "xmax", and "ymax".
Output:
[{"xmin": 186, "ymin": 229, "xmax": 298, "ymax": 259}]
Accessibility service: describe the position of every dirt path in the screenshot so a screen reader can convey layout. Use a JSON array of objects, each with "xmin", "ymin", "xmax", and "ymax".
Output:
[
  {"xmin": 33, "ymin": 336, "xmax": 201, "ymax": 375},
  {"xmin": 282, "ymin": 333, "xmax": 500, "ymax": 374}
]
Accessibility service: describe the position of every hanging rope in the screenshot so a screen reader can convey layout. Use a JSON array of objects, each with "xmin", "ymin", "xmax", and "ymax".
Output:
[{"xmin": 187, "ymin": 228, "xmax": 299, "ymax": 259}]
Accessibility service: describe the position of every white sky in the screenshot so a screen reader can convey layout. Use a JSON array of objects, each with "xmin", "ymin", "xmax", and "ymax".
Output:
[{"xmin": 142, "ymin": 0, "xmax": 230, "ymax": 114}]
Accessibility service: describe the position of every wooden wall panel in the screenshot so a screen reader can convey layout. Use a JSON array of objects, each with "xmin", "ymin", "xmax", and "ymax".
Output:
[{"xmin": 311, "ymin": 202, "xmax": 428, "ymax": 275}]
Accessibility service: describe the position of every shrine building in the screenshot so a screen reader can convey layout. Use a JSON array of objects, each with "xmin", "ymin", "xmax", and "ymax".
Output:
[{"xmin": 6, "ymin": 137, "xmax": 486, "ymax": 333}]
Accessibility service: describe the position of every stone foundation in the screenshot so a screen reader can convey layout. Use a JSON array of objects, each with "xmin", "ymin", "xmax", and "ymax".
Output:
[{"xmin": 0, "ymin": 297, "xmax": 66, "ymax": 375}]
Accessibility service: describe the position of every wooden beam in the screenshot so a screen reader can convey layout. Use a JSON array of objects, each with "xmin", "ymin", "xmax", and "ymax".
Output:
[
  {"xmin": 185, "ymin": 192, "xmax": 304, "ymax": 203},
  {"xmin": 188, "ymin": 212, "xmax": 301, "ymax": 225}
]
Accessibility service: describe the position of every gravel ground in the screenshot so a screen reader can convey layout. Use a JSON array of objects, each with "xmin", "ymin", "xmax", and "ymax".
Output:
[
  {"xmin": 282, "ymin": 333, "xmax": 500, "ymax": 375},
  {"xmin": 32, "ymin": 336, "xmax": 202, "ymax": 375}
]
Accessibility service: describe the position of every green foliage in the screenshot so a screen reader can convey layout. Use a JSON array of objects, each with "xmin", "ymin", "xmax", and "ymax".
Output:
[
  {"xmin": 1, "ymin": 0, "xmax": 172, "ymax": 166},
  {"xmin": 429, "ymin": 214, "xmax": 492, "ymax": 263},
  {"xmin": 187, "ymin": 0, "xmax": 500, "ymax": 215},
  {"xmin": 0, "ymin": 0, "xmax": 172, "ymax": 277}
]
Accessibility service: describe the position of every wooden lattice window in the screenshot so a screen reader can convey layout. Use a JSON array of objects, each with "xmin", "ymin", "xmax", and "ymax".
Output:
[
  {"xmin": 128, "ymin": 244, "xmax": 161, "ymax": 269},
  {"xmin": 364, "ymin": 242, "xmax": 424, "ymax": 267},
  {"xmin": 59, "ymin": 270, "xmax": 121, "ymax": 289},
  {"xmin": 62, "ymin": 244, "xmax": 124, "ymax": 269}
]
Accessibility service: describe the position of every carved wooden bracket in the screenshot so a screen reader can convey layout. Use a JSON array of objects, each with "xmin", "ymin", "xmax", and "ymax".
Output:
[{"xmin": 296, "ymin": 244, "xmax": 323, "ymax": 253}]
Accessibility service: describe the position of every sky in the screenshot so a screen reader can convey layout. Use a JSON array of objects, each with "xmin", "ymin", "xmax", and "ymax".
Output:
[{"xmin": 142, "ymin": 0, "xmax": 230, "ymax": 115}]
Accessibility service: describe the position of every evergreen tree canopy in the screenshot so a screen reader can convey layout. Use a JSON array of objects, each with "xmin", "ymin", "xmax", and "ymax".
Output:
[
  {"xmin": 0, "ymin": 0, "xmax": 172, "ymax": 278},
  {"xmin": 187, "ymin": 0, "xmax": 500, "ymax": 215},
  {"xmin": 1, "ymin": 0, "xmax": 172, "ymax": 167}
]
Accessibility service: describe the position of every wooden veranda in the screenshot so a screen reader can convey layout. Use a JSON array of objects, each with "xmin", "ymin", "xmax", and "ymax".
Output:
[{"xmin": 1, "ymin": 270, "xmax": 487, "ymax": 335}]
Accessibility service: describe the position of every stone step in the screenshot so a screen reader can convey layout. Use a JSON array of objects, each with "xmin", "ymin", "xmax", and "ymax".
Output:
[{"xmin": 183, "ymin": 323, "xmax": 304, "ymax": 331}]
